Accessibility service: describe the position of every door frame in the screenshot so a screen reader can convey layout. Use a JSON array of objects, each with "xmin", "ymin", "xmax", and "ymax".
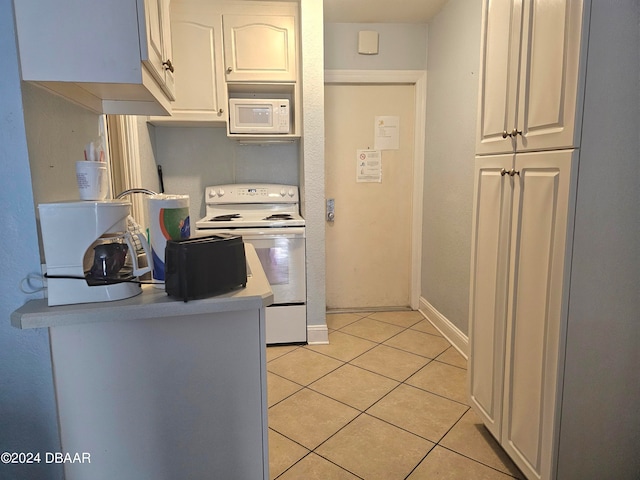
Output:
[{"xmin": 324, "ymin": 70, "xmax": 426, "ymax": 310}]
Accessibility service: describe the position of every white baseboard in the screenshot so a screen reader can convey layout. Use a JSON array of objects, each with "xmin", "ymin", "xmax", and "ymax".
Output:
[
  {"xmin": 418, "ymin": 297, "xmax": 469, "ymax": 359},
  {"xmin": 307, "ymin": 324, "xmax": 329, "ymax": 345}
]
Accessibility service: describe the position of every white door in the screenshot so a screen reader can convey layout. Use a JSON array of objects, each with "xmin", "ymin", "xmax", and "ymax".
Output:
[
  {"xmin": 516, "ymin": 0, "xmax": 585, "ymax": 152},
  {"xmin": 502, "ymin": 149, "xmax": 576, "ymax": 480},
  {"xmin": 324, "ymin": 83, "xmax": 416, "ymax": 310},
  {"xmin": 475, "ymin": 0, "xmax": 522, "ymax": 155},
  {"xmin": 468, "ymin": 153, "xmax": 514, "ymax": 440}
]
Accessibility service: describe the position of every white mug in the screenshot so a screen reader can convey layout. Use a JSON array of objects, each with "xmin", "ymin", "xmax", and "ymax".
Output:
[{"xmin": 76, "ymin": 161, "xmax": 107, "ymax": 200}]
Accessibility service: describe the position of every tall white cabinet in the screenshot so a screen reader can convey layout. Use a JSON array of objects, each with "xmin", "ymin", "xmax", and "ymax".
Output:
[
  {"xmin": 475, "ymin": 0, "xmax": 585, "ymax": 155},
  {"xmin": 468, "ymin": 1, "xmax": 588, "ymax": 479}
]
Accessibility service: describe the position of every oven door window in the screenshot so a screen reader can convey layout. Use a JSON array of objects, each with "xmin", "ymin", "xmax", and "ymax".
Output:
[
  {"xmin": 245, "ymin": 236, "xmax": 305, "ymax": 304},
  {"xmin": 255, "ymin": 242, "xmax": 289, "ymax": 286}
]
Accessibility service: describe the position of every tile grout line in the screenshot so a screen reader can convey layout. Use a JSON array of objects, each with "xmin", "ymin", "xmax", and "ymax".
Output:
[{"xmin": 269, "ymin": 311, "xmax": 491, "ymax": 479}]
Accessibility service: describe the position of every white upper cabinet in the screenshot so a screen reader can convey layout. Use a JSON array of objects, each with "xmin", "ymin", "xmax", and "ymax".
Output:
[
  {"xmin": 150, "ymin": 1, "xmax": 227, "ymax": 125},
  {"xmin": 142, "ymin": 0, "xmax": 175, "ymax": 101},
  {"xmin": 476, "ymin": 0, "xmax": 587, "ymax": 154},
  {"xmin": 13, "ymin": 0, "xmax": 175, "ymax": 115},
  {"xmin": 148, "ymin": 2, "xmax": 300, "ymax": 135},
  {"xmin": 222, "ymin": 14, "xmax": 297, "ymax": 82}
]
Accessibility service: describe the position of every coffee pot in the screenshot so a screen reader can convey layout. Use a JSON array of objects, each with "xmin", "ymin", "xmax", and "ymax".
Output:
[
  {"xmin": 84, "ymin": 231, "xmax": 151, "ymax": 285},
  {"xmin": 39, "ymin": 201, "xmax": 152, "ymax": 306}
]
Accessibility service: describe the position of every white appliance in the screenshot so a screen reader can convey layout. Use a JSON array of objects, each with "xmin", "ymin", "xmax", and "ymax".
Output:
[
  {"xmin": 228, "ymin": 98, "xmax": 290, "ymax": 134},
  {"xmin": 39, "ymin": 201, "xmax": 151, "ymax": 306},
  {"xmin": 195, "ymin": 184, "xmax": 306, "ymax": 344}
]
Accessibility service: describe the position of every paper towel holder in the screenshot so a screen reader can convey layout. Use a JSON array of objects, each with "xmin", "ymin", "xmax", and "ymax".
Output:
[{"xmin": 358, "ymin": 30, "xmax": 379, "ymax": 55}]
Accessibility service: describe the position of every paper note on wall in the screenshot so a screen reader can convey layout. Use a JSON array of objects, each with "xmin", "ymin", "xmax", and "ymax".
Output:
[
  {"xmin": 356, "ymin": 150, "xmax": 382, "ymax": 183},
  {"xmin": 374, "ymin": 116, "xmax": 400, "ymax": 150}
]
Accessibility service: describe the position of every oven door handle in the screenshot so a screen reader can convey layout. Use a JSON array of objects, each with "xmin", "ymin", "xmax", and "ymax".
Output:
[
  {"xmin": 195, "ymin": 226, "xmax": 305, "ymax": 239},
  {"xmin": 240, "ymin": 232, "xmax": 305, "ymax": 240}
]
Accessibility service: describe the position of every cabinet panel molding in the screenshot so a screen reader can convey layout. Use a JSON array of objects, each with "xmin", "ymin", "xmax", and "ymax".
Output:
[
  {"xmin": 468, "ymin": 154, "xmax": 514, "ymax": 439},
  {"xmin": 476, "ymin": 0, "xmax": 587, "ymax": 155},
  {"xmin": 223, "ymin": 14, "xmax": 297, "ymax": 82},
  {"xmin": 469, "ymin": 149, "xmax": 577, "ymax": 480}
]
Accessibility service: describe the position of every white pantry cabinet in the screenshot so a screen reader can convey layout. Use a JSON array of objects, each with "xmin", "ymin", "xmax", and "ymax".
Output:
[
  {"xmin": 222, "ymin": 14, "xmax": 297, "ymax": 83},
  {"xmin": 13, "ymin": 0, "xmax": 175, "ymax": 116},
  {"xmin": 150, "ymin": 1, "xmax": 227, "ymax": 125},
  {"xmin": 469, "ymin": 149, "xmax": 577, "ymax": 480},
  {"xmin": 475, "ymin": 0, "xmax": 587, "ymax": 155}
]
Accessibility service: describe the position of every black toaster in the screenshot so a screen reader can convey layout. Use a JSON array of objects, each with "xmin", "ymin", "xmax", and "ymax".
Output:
[{"xmin": 164, "ymin": 233, "xmax": 247, "ymax": 302}]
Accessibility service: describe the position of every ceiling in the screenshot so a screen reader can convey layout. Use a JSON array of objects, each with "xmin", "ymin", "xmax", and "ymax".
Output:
[{"xmin": 323, "ymin": 0, "xmax": 448, "ymax": 23}]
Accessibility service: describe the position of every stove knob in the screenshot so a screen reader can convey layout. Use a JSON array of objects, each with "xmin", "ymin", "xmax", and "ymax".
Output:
[
  {"xmin": 208, "ymin": 190, "xmax": 217, "ymax": 198},
  {"xmin": 217, "ymin": 188, "xmax": 225, "ymax": 197},
  {"xmin": 280, "ymin": 188, "xmax": 287, "ymax": 197},
  {"xmin": 288, "ymin": 189, "xmax": 295, "ymax": 197}
]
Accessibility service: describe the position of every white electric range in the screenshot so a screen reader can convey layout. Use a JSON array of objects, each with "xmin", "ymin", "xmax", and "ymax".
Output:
[{"xmin": 195, "ymin": 184, "xmax": 306, "ymax": 344}]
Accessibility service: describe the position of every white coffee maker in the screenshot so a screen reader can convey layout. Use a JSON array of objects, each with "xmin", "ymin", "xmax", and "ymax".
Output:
[{"xmin": 39, "ymin": 201, "xmax": 151, "ymax": 306}]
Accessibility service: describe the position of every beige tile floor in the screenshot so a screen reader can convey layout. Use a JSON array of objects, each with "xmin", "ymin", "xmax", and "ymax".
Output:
[{"xmin": 267, "ymin": 310, "xmax": 526, "ymax": 480}]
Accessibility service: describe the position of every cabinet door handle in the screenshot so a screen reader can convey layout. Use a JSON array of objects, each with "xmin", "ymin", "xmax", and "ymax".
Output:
[
  {"xmin": 502, "ymin": 129, "xmax": 523, "ymax": 139},
  {"xmin": 226, "ymin": 67, "xmax": 233, "ymax": 74},
  {"xmin": 501, "ymin": 168, "xmax": 520, "ymax": 177},
  {"xmin": 218, "ymin": 109, "xmax": 224, "ymax": 115},
  {"xmin": 162, "ymin": 59, "xmax": 175, "ymax": 73}
]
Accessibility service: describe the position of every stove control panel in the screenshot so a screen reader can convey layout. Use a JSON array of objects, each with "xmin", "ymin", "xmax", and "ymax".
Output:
[
  {"xmin": 204, "ymin": 184, "xmax": 299, "ymax": 204},
  {"xmin": 239, "ymin": 187, "xmax": 269, "ymax": 197}
]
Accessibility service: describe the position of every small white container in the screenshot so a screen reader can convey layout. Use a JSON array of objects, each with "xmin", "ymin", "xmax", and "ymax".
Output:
[{"xmin": 76, "ymin": 161, "xmax": 107, "ymax": 200}]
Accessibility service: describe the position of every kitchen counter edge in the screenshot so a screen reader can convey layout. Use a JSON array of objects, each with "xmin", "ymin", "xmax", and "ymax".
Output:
[{"xmin": 11, "ymin": 244, "xmax": 274, "ymax": 330}]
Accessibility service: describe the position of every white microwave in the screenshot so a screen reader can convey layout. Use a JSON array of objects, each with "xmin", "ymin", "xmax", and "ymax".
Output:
[{"xmin": 229, "ymin": 98, "xmax": 290, "ymax": 134}]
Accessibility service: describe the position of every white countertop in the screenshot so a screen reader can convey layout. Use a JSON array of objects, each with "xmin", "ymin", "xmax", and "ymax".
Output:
[{"xmin": 11, "ymin": 244, "xmax": 273, "ymax": 330}]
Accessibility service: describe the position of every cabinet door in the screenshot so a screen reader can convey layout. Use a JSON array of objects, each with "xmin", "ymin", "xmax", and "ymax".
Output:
[
  {"xmin": 222, "ymin": 15, "xmax": 296, "ymax": 82},
  {"xmin": 468, "ymin": 154, "xmax": 515, "ymax": 439},
  {"xmin": 476, "ymin": 0, "xmax": 586, "ymax": 155},
  {"xmin": 170, "ymin": 9, "xmax": 226, "ymax": 122},
  {"xmin": 502, "ymin": 149, "xmax": 576, "ymax": 480},
  {"xmin": 516, "ymin": 0, "xmax": 585, "ymax": 152},
  {"xmin": 141, "ymin": 0, "xmax": 175, "ymax": 99},
  {"xmin": 475, "ymin": 0, "xmax": 522, "ymax": 155}
]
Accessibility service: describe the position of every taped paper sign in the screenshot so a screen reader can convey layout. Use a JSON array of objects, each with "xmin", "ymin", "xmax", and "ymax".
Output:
[
  {"xmin": 374, "ymin": 116, "xmax": 400, "ymax": 150},
  {"xmin": 356, "ymin": 150, "xmax": 382, "ymax": 183}
]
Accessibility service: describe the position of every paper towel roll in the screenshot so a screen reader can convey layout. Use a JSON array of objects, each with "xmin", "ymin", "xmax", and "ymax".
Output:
[{"xmin": 147, "ymin": 194, "xmax": 190, "ymax": 282}]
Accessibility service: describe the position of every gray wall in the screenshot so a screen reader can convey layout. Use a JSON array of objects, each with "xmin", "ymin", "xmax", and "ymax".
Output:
[
  {"xmin": 0, "ymin": 1, "xmax": 63, "ymax": 478},
  {"xmin": 146, "ymin": 124, "xmax": 299, "ymax": 223},
  {"xmin": 22, "ymin": 84, "xmax": 102, "ymax": 221},
  {"xmin": 557, "ymin": 1, "xmax": 640, "ymax": 477},
  {"xmin": 422, "ymin": 0, "xmax": 482, "ymax": 334},
  {"xmin": 324, "ymin": 23, "xmax": 427, "ymax": 70}
]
